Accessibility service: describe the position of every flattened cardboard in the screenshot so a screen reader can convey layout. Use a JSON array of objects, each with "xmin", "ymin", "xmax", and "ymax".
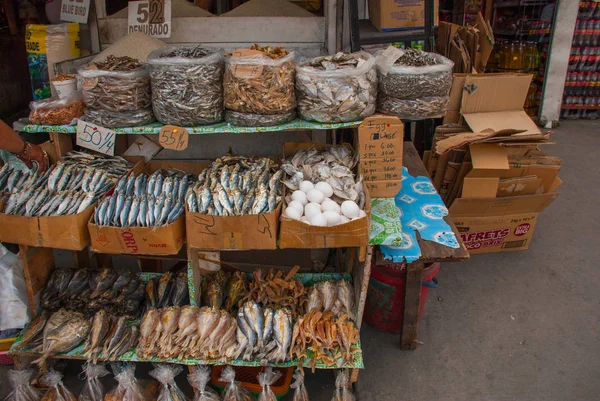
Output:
[
  {"xmin": 462, "ymin": 177, "xmax": 499, "ymax": 198},
  {"xmin": 363, "ymin": 180, "xmax": 400, "ymax": 199},
  {"xmin": 369, "ymin": 0, "xmax": 439, "ymax": 31},
  {"xmin": 449, "ymin": 193, "xmax": 558, "ymax": 217},
  {"xmin": 497, "ymin": 177, "xmax": 542, "ymax": 197},
  {"xmin": 469, "ymin": 143, "xmax": 509, "ymax": 175}
]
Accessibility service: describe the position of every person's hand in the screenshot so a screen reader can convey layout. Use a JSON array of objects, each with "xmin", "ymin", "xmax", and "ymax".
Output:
[{"xmin": 17, "ymin": 142, "xmax": 49, "ymax": 172}]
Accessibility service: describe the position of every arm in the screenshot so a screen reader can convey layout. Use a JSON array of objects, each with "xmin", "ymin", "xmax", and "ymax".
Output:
[{"xmin": 0, "ymin": 120, "xmax": 49, "ymax": 172}]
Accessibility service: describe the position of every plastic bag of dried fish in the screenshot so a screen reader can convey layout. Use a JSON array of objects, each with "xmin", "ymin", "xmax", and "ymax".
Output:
[
  {"xmin": 377, "ymin": 95, "xmax": 449, "ymax": 120},
  {"xmin": 220, "ymin": 366, "xmax": 252, "ymax": 401},
  {"xmin": 188, "ymin": 366, "xmax": 220, "ymax": 401},
  {"xmin": 150, "ymin": 364, "xmax": 189, "ymax": 401},
  {"xmin": 148, "ymin": 46, "xmax": 224, "ymax": 126},
  {"xmin": 224, "ymin": 109, "xmax": 296, "ymax": 127},
  {"xmin": 41, "ymin": 370, "xmax": 77, "ymax": 401},
  {"xmin": 83, "ymin": 108, "xmax": 155, "ymax": 128},
  {"xmin": 6, "ymin": 369, "xmax": 43, "ymax": 401},
  {"xmin": 257, "ymin": 368, "xmax": 282, "ymax": 401},
  {"xmin": 376, "ymin": 47, "xmax": 454, "ymax": 100},
  {"xmin": 290, "ymin": 370, "xmax": 309, "ymax": 401},
  {"xmin": 330, "ymin": 371, "xmax": 355, "ymax": 401},
  {"xmin": 79, "ymin": 56, "xmax": 152, "ymax": 113},
  {"xmin": 79, "ymin": 364, "xmax": 110, "ymax": 401},
  {"xmin": 29, "ymin": 91, "xmax": 86, "ymax": 125},
  {"xmin": 105, "ymin": 363, "xmax": 155, "ymax": 401},
  {"xmin": 296, "ymin": 52, "xmax": 377, "ymax": 123},
  {"xmin": 224, "ymin": 45, "xmax": 296, "ymax": 118}
]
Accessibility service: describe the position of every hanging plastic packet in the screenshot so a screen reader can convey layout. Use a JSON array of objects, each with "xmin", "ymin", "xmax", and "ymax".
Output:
[
  {"xmin": 290, "ymin": 370, "xmax": 309, "ymax": 401},
  {"xmin": 330, "ymin": 371, "xmax": 355, "ymax": 401},
  {"xmin": 187, "ymin": 366, "xmax": 220, "ymax": 401},
  {"xmin": 149, "ymin": 364, "xmax": 189, "ymax": 401},
  {"xmin": 6, "ymin": 369, "xmax": 42, "ymax": 401},
  {"xmin": 257, "ymin": 368, "xmax": 282, "ymax": 401},
  {"xmin": 105, "ymin": 363, "xmax": 155, "ymax": 401},
  {"xmin": 220, "ymin": 366, "xmax": 252, "ymax": 401},
  {"xmin": 78, "ymin": 363, "xmax": 110, "ymax": 401},
  {"xmin": 40, "ymin": 370, "xmax": 77, "ymax": 401}
]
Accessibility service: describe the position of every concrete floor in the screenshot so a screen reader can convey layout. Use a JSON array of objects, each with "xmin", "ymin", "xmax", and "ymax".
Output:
[{"xmin": 1, "ymin": 120, "xmax": 599, "ymax": 400}]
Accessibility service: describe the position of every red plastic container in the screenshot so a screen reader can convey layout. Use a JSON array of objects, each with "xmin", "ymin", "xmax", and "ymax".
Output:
[{"xmin": 364, "ymin": 261, "xmax": 440, "ymax": 333}]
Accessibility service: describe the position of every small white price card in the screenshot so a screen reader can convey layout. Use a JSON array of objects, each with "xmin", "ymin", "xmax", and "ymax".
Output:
[
  {"xmin": 128, "ymin": 0, "xmax": 172, "ymax": 39},
  {"xmin": 60, "ymin": 0, "xmax": 91, "ymax": 24},
  {"xmin": 76, "ymin": 120, "xmax": 116, "ymax": 156}
]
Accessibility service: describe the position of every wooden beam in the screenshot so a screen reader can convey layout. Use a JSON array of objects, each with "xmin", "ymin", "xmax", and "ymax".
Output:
[
  {"xmin": 50, "ymin": 132, "xmax": 73, "ymax": 159},
  {"xmin": 138, "ymin": 258, "xmax": 164, "ymax": 273},
  {"xmin": 72, "ymin": 250, "xmax": 90, "ymax": 269},
  {"xmin": 19, "ymin": 245, "xmax": 55, "ymax": 313},
  {"xmin": 94, "ymin": 253, "xmax": 113, "ymax": 269},
  {"xmin": 401, "ymin": 261, "xmax": 424, "ymax": 350}
]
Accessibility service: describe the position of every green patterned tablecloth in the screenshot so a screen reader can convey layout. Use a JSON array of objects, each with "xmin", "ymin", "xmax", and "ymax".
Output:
[{"xmin": 369, "ymin": 197, "xmax": 403, "ymax": 246}]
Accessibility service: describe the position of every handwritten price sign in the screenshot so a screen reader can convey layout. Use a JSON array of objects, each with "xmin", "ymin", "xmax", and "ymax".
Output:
[
  {"xmin": 159, "ymin": 125, "xmax": 189, "ymax": 151},
  {"xmin": 76, "ymin": 120, "xmax": 116, "ymax": 156}
]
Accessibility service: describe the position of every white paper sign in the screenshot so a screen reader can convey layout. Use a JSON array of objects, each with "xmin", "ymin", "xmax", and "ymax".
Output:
[
  {"xmin": 60, "ymin": 0, "xmax": 91, "ymax": 24},
  {"xmin": 128, "ymin": 0, "xmax": 172, "ymax": 38},
  {"xmin": 76, "ymin": 120, "xmax": 116, "ymax": 156}
]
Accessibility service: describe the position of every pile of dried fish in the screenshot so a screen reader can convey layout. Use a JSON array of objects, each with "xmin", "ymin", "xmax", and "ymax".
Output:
[
  {"xmin": 83, "ymin": 310, "xmax": 139, "ymax": 363},
  {"xmin": 187, "ymin": 154, "xmax": 283, "ymax": 216},
  {"xmin": 245, "ymin": 267, "xmax": 307, "ymax": 319},
  {"xmin": 201, "ymin": 270, "xmax": 248, "ymax": 312},
  {"xmin": 377, "ymin": 95, "xmax": 449, "ymax": 120},
  {"xmin": 40, "ymin": 268, "xmax": 145, "ymax": 318},
  {"xmin": 149, "ymin": 46, "xmax": 224, "ymax": 126},
  {"xmin": 307, "ymin": 280, "xmax": 354, "ymax": 320},
  {"xmin": 94, "ymin": 170, "xmax": 194, "ymax": 228},
  {"xmin": 224, "ymin": 109, "xmax": 296, "ymax": 127},
  {"xmin": 224, "ymin": 45, "xmax": 296, "ymax": 126},
  {"xmin": 146, "ymin": 271, "xmax": 190, "ymax": 309},
  {"xmin": 296, "ymin": 52, "xmax": 377, "ymax": 123},
  {"xmin": 290, "ymin": 310, "xmax": 360, "ymax": 370},
  {"xmin": 83, "ymin": 108, "xmax": 155, "ymax": 128},
  {"xmin": 281, "ymin": 146, "xmax": 365, "ymax": 210},
  {"xmin": 1, "ymin": 152, "xmax": 131, "ymax": 217},
  {"xmin": 29, "ymin": 93, "xmax": 86, "ymax": 125},
  {"xmin": 150, "ymin": 364, "xmax": 188, "ymax": 401}
]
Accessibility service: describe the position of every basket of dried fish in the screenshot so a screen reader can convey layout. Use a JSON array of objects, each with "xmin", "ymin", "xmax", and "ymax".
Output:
[
  {"xmin": 224, "ymin": 45, "xmax": 296, "ymax": 122},
  {"xmin": 376, "ymin": 47, "xmax": 454, "ymax": 100},
  {"xmin": 186, "ymin": 154, "xmax": 283, "ymax": 250},
  {"xmin": 83, "ymin": 108, "xmax": 155, "ymax": 128},
  {"xmin": 377, "ymin": 95, "xmax": 449, "ymax": 120},
  {"xmin": 79, "ymin": 55, "xmax": 152, "ymax": 114},
  {"xmin": 224, "ymin": 110, "xmax": 296, "ymax": 127},
  {"xmin": 295, "ymin": 52, "xmax": 377, "ymax": 123},
  {"xmin": 148, "ymin": 46, "xmax": 224, "ymax": 126},
  {"xmin": 29, "ymin": 92, "xmax": 86, "ymax": 125}
]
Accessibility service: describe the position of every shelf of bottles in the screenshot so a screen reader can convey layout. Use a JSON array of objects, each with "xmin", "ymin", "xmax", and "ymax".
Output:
[{"xmin": 561, "ymin": 1, "xmax": 600, "ymax": 120}]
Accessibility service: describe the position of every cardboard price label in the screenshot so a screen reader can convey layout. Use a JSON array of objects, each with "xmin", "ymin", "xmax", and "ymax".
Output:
[
  {"xmin": 128, "ymin": 0, "xmax": 171, "ymax": 38},
  {"xmin": 159, "ymin": 125, "xmax": 189, "ymax": 151},
  {"xmin": 76, "ymin": 120, "xmax": 116, "ymax": 156},
  {"xmin": 60, "ymin": 0, "xmax": 91, "ymax": 24},
  {"xmin": 231, "ymin": 49, "xmax": 264, "ymax": 78}
]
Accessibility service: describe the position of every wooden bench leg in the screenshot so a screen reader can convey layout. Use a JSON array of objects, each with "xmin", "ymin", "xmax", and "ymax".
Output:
[{"xmin": 401, "ymin": 261, "xmax": 424, "ymax": 350}]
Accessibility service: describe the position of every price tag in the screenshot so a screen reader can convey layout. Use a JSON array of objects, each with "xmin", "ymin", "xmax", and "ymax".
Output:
[
  {"xmin": 128, "ymin": 0, "xmax": 172, "ymax": 38},
  {"xmin": 76, "ymin": 120, "xmax": 116, "ymax": 156},
  {"xmin": 231, "ymin": 49, "xmax": 264, "ymax": 78},
  {"xmin": 60, "ymin": 0, "xmax": 92, "ymax": 24},
  {"xmin": 159, "ymin": 125, "xmax": 189, "ymax": 151}
]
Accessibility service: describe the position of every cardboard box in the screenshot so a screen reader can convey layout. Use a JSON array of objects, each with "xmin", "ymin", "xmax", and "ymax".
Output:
[
  {"xmin": 279, "ymin": 142, "xmax": 371, "ymax": 249},
  {"xmin": 369, "ymin": 0, "xmax": 439, "ymax": 32},
  {"xmin": 450, "ymin": 193, "xmax": 558, "ymax": 254}
]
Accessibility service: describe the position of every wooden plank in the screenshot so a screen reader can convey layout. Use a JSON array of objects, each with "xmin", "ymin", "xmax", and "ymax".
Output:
[
  {"xmin": 353, "ymin": 245, "xmax": 372, "ymax": 330},
  {"xmin": 400, "ymin": 261, "xmax": 424, "ymax": 350},
  {"xmin": 72, "ymin": 250, "xmax": 90, "ymax": 269},
  {"xmin": 50, "ymin": 132, "xmax": 73, "ymax": 159},
  {"xmin": 138, "ymin": 258, "xmax": 164, "ymax": 273},
  {"xmin": 19, "ymin": 245, "xmax": 55, "ymax": 313}
]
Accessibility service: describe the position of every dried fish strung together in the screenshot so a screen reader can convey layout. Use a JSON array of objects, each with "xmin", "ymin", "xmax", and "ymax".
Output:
[
  {"xmin": 146, "ymin": 271, "xmax": 190, "ymax": 309},
  {"xmin": 306, "ymin": 280, "xmax": 355, "ymax": 320},
  {"xmin": 83, "ymin": 310, "xmax": 140, "ymax": 363},
  {"xmin": 281, "ymin": 146, "xmax": 366, "ymax": 209},
  {"xmin": 149, "ymin": 364, "xmax": 189, "ymax": 401},
  {"xmin": 94, "ymin": 170, "xmax": 194, "ymax": 228},
  {"xmin": 149, "ymin": 46, "xmax": 224, "ymax": 126},
  {"xmin": 40, "ymin": 268, "xmax": 145, "ymax": 319},
  {"xmin": 187, "ymin": 154, "xmax": 283, "ymax": 216},
  {"xmin": 290, "ymin": 310, "xmax": 360, "ymax": 370},
  {"xmin": 1, "ymin": 152, "xmax": 131, "ymax": 217},
  {"xmin": 244, "ymin": 267, "xmax": 307, "ymax": 319},
  {"xmin": 296, "ymin": 52, "xmax": 377, "ymax": 123},
  {"xmin": 201, "ymin": 271, "xmax": 248, "ymax": 312}
]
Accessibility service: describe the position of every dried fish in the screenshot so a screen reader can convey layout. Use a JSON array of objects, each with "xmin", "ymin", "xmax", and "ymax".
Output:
[
  {"xmin": 244, "ymin": 267, "xmax": 307, "ymax": 319},
  {"xmin": 188, "ymin": 366, "xmax": 220, "ymax": 401},
  {"xmin": 79, "ymin": 363, "xmax": 110, "ymax": 401},
  {"xmin": 41, "ymin": 370, "xmax": 77, "ymax": 401},
  {"xmin": 150, "ymin": 364, "xmax": 188, "ymax": 401},
  {"xmin": 377, "ymin": 95, "xmax": 449, "ymax": 120},
  {"xmin": 257, "ymin": 368, "xmax": 282, "ymax": 401},
  {"xmin": 330, "ymin": 371, "xmax": 355, "ymax": 401},
  {"xmin": 224, "ymin": 109, "xmax": 296, "ymax": 127},
  {"xmin": 83, "ymin": 108, "xmax": 155, "ymax": 128},
  {"xmin": 291, "ymin": 370, "xmax": 309, "ymax": 401},
  {"xmin": 17, "ymin": 310, "xmax": 49, "ymax": 350},
  {"xmin": 220, "ymin": 366, "xmax": 253, "ymax": 401}
]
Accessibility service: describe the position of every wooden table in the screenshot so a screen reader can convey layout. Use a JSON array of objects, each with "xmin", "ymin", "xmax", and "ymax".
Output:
[{"xmin": 378, "ymin": 142, "xmax": 469, "ymax": 350}]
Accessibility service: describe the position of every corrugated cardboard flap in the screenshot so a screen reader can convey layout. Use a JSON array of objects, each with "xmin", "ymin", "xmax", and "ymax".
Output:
[
  {"xmin": 461, "ymin": 74, "xmax": 533, "ymax": 114},
  {"xmin": 469, "ymin": 143, "xmax": 509, "ymax": 176},
  {"xmin": 450, "ymin": 192, "xmax": 558, "ymax": 217},
  {"xmin": 464, "ymin": 111, "xmax": 541, "ymax": 136}
]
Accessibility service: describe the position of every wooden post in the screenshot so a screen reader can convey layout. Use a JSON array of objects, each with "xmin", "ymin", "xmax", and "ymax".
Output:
[
  {"xmin": 19, "ymin": 245, "xmax": 55, "ymax": 313},
  {"xmin": 138, "ymin": 258, "xmax": 163, "ymax": 272},
  {"xmin": 49, "ymin": 132, "xmax": 73, "ymax": 159},
  {"xmin": 401, "ymin": 261, "xmax": 424, "ymax": 350},
  {"xmin": 188, "ymin": 248, "xmax": 221, "ymax": 304},
  {"xmin": 95, "ymin": 253, "xmax": 113, "ymax": 269},
  {"xmin": 72, "ymin": 250, "xmax": 90, "ymax": 269}
]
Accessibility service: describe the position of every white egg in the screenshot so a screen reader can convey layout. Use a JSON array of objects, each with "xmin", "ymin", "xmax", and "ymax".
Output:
[
  {"xmin": 358, "ymin": 210, "xmax": 367, "ymax": 218},
  {"xmin": 299, "ymin": 181, "xmax": 314, "ymax": 193},
  {"xmin": 291, "ymin": 190, "xmax": 308, "ymax": 206},
  {"xmin": 300, "ymin": 216, "xmax": 310, "ymax": 224},
  {"xmin": 306, "ymin": 188, "xmax": 325, "ymax": 204},
  {"xmin": 310, "ymin": 213, "xmax": 327, "ymax": 227},
  {"xmin": 315, "ymin": 181, "xmax": 333, "ymax": 198},
  {"xmin": 341, "ymin": 200, "xmax": 360, "ymax": 218},
  {"xmin": 339, "ymin": 215, "xmax": 351, "ymax": 224},
  {"xmin": 304, "ymin": 202, "xmax": 322, "ymax": 221},
  {"xmin": 284, "ymin": 207, "xmax": 302, "ymax": 220},
  {"xmin": 321, "ymin": 198, "xmax": 341, "ymax": 213},
  {"xmin": 323, "ymin": 211, "xmax": 341, "ymax": 226},
  {"xmin": 287, "ymin": 200, "xmax": 305, "ymax": 214}
]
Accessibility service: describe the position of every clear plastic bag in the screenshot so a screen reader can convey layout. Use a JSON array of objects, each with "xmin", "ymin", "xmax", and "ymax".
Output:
[
  {"xmin": 188, "ymin": 366, "xmax": 220, "ymax": 401},
  {"xmin": 290, "ymin": 370, "xmax": 309, "ymax": 401},
  {"xmin": 0, "ymin": 244, "xmax": 31, "ymax": 331},
  {"xmin": 105, "ymin": 363, "xmax": 154, "ymax": 401},
  {"xmin": 377, "ymin": 47, "xmax": 454, "ymax": 100},
  {"xmin": 377, "ymin": 95, "xmax": 449, "ymax": 120},
  {"xmin": 296, "ymin": 52, "xmax": 377, "ymax": 123},
  {"xmin": 148, "ymin": 46, "xmax": 224, "ymax": 126},
  {"xmin": 330, "ymin": 371, "xmax": 355, "ymax": 401},
  {"xmin": 224, "ymin": 109, "xmax": 296, "ymax": 127},
  {"xmin": 257, "ymin": 368, "xmax": 282, "ymax": 401},
  {"xmin": 224, "ymin": 48, "xmax": 296, "ymax": 115},
  {"xmin": 6, "ymin": 369, "xmax": 42, "ymax": 401},
  {"xmin": 29, "ymin": 92, "xmax": 85, "ymax": 125},
  {"xmin": 220, "ymin": 366, "xmax": 252, "ymax": 401},
  {"xmin": 40, "ymin": 370, "xmax": 77, "ymax": 401},
  {"xmin": 149, "ymin": 364, "xmax": 189, "ymax": 401},
  {"xmin": 83, "ymin": 108, "xmax": 155, "ymax": 128},
  {"xmin": 78, "ymin": 364, "xmax": 110, "ymax": 401}
]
